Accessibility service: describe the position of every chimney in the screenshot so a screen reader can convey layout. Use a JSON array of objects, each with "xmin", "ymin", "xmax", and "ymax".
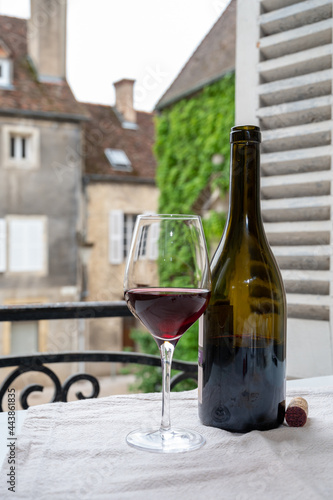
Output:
[
  {"xmin": 113, "ymin": 79, "xmax": 137, "ymax": 124},
  {"xmin": 27, "ymin": 0, "xmax": 67, "ymax": 81}
]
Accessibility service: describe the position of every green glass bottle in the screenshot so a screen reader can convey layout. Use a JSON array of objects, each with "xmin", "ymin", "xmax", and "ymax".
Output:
[{"xmin": 198, "ymin": 125, "xmax": 286, "ymax": 432}]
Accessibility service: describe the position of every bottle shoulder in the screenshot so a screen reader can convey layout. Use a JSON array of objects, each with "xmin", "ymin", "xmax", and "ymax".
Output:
[{"xmin": 211, "ymin": 230, "xmax": 285, "ymax": 300}]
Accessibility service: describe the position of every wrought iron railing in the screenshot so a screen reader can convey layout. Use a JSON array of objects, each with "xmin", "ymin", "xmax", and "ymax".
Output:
[{"xmin": 0, "ymin": 302, "xmax": 198, "ymax": 411}]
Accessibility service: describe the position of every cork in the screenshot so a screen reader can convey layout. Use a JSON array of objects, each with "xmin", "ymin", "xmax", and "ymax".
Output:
[{"xmin": 285, "ymin": 397, "xmax": 308, "ymax": 427}]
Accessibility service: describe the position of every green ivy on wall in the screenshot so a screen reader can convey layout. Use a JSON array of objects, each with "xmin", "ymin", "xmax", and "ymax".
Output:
[
  {"xmin": 156, "ymin": 73, "xmax": 234, "ymax": 210},
  {"xmin": 131, "ymin": 72, "xmax": 235, "ymax": 393}
]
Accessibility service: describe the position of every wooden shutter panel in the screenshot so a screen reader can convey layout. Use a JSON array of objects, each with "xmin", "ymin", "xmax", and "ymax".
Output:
[
  {"xmin": 0, "ymin": 219, "xmax": 6, "ymax": 272},
  {"xmin": 109, "ymin": 210, "xmax": 124, "ymax": 264},
  {"xmin": 236, "ymin": 0, "xmax": 333, "ymax": 377},
  {"xmin": 28, "ymin": 219, "xmax": 44, "ymax": 271},
  {"xmin": 8, "ymin": 219, "xmax": 22, "ymax": 271},
  {"xmin": 9, "ymin": 218, "xmax": 44, "ymax": 272}
]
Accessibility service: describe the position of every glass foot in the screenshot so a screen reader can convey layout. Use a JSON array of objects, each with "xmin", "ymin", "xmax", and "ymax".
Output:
[{"xmin": 126, "ymin": 427, "xmax": 205, "ymax": 453}]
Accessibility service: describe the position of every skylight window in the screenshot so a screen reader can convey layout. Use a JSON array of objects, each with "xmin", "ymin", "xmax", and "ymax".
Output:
[
  {"xmin": 0, "ymin": 58, "xmax": 11, "ymax": 87},
  {"xmin": 105, "ymin": 149, "xmax": 132, "ymax": 171}
]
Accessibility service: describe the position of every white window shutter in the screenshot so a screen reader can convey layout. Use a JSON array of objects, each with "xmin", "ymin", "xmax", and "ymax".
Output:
[
  {"xmin": 8, "ymin": 220, "xmax": 22, "ymax": 271},
  {"xmin": 0, "ymin": 219, "xmax": 6, "ymax": 272},
  {"xmin": 125, "ymin": 214, "xmax": 136, "ymax": 258},
  {"xmin": 28, "ymin": 219, "xmax": 44, "ymax": 271},
  {"xmin": 9, "ymin": 218, "xmax": 44, "ymax": 272},
  {"xmin": 149, "ymin": 222, "xmax": 159, "ymax": 260},
  {"xmin": 109, "ymin": 210, "xmax": 124, "ymax": 264}
]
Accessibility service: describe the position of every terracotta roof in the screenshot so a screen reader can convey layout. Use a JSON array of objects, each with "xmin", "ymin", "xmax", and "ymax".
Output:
[
  {"xmin": 0, "ymin": 15, "xmax": 87, "ymax": 119},
  {"xmin": 156, "ymin": 0, "xmax": 236, "ymax": 110},
  {"xmin": 83, "ymin": 103, "xmax": 156, "ymax": 181}
]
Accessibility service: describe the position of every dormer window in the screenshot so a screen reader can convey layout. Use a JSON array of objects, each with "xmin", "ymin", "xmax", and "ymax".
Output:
[
  {"xmin": 0, "ymin": 38, "xmax": 13, "ymax": 88},
  {"xmin": 105, "ymin": 148, "xmax": 132, "ymax": 172},
  {"xmin": 0, "ymin": 58, "xmax": 11, "ymax": 88}
]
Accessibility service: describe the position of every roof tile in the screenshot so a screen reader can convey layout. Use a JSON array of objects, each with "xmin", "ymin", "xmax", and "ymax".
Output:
[{"xmin": 83, "ymin": 103, "xmax": 156, "ymax": 180}]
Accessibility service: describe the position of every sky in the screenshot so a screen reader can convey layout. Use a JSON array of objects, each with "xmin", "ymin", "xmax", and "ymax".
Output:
[{"xmin": 0, "ymin": 0, "xmax": 231, "ymax": 111}]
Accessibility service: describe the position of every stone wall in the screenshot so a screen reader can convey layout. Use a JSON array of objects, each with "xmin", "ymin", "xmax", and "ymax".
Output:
[
  {"xmin": 84, "ymin": 181, "xmax": 159, "ymax": 374},
  {"xmin": 0, "ymin": 115, "xmax": 83, "ymax": 380}
]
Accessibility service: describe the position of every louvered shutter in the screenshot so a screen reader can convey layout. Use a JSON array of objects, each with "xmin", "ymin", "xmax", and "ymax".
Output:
[
  {"xmin": 109, "ymin": 211, "xmax": 124, "ymax": 264},
  {"xmin": 256, "ymin": 0, "xmax": 332, "ymax": 322},
  {"xmin": 125, "ymin": 214, "xmax": 137, "ymax": 258},
  {"xmin": 236, "ymin": 0, "xmax": 333, "ymax": 376},
  {"xmin": 0, "ymin": 219, "xmax": 6, "ymax": 272}
]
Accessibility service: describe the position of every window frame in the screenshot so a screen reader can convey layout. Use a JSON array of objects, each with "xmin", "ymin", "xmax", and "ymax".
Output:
[
  {"xmin": 10, "ymin": 135, "xmax": 29, "ymax": 160},
  {"xmin": 10, "ymin": 320, "xmax": 39, "ymax": 355},
  {"xmin": 104, "ymin": 148, "xmax": 132, "ymax": 172},
  {"xmin": 1, "ymin": 124, "xmax": 40, "ymax": 169},
  {"xmin": 0, "ymin": 58, "xmax": 12, "ymax": 88},
  {"xmin": 1, "ymin": 298, "xmax": 48, "ymax": 356},
  {"xmin": 109, "ymin": 210, "xmax": 157, "ymax": 264},
  {"xmin": 109, "ymin": 211, "xmax": 138, "ymax": 264}
]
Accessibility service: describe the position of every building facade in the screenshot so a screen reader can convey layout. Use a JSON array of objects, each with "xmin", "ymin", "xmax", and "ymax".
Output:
[
  {"xmin": 83, "ymin": 80, "xmax": 158, "ymax": 374},
  {"xmin": 0, "ymin": 3, "xmax": 87, "ymax": 366},
  {"xmin": 0, "ymin": 3, "xmax": 158, "ymax": 377}
]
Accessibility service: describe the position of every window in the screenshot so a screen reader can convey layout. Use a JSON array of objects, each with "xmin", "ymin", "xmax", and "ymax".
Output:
[
  {"xmin": 134, "ymin": 223, "xmax": 159, "ymax": 261},
  {"xmin": 11, "ymin": 321, "xmax": 39, "ymax": 355},
  {"xmin": 0, "ymin": 58, "xmax": 11, "ymax": 87},
  {"xmin": 1, "ymin": 298, "xmax": 48, "ymax": 356},
  {"xmin": 105, "ymin": 149, "xmax": 132, "ymax": 171},
  {"xmin": 10, "ymin": 135, "xmax": 30, "ymax": 160},
  {"xmin": 0, "ymin": 216, "xmax": 47, "ymax": 274},
  {"xmin": 109, "ymin": 211, "xmax": 137, "ymax": 264},
  {"xmin": 109, "ymin": 210, "xmax": 157, "ymax": 264},
  {"xmin": 137, "ymin": 225, "xmax": 148, "ymax": 258},
  {"xmin": 2, "ymin": 125, "xmax": 40, "ymax": 169}
]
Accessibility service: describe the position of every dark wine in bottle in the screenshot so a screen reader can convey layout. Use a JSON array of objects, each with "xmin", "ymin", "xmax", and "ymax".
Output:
[{"xmin": 198, "ymin": 125, "xmax": 286, "ymax": 433}]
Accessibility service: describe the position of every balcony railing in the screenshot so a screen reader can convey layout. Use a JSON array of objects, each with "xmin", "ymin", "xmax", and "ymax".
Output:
[{"xmin": 0, "ymin": 301, "xmax": 198, "ymax": 411}]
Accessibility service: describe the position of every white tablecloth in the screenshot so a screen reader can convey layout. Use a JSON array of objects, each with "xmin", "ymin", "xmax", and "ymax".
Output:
[{"xmin": 0, "ymin": 385, "xmax": 333, "ymax": 499}]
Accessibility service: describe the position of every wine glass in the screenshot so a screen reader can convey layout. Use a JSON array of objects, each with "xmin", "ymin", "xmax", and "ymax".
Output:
[{"xmin": 124, "ymin": 214, "xmax": 211, "ymax": 453}]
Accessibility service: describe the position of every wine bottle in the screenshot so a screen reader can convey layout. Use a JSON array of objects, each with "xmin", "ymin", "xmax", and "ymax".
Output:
[{"xmin": 198, "ymin": 125, "xmax": 286, "ymax": 432}]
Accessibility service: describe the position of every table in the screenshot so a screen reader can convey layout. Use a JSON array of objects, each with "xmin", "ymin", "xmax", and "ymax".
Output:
[{"xmin": 0, "ymin": 378, "xmax": 333, "ymax": 499}]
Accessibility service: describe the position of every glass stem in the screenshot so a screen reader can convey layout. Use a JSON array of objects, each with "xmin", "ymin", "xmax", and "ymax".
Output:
[{"xmin": 159, "ymin": 341, "xmax": 175, "ymax": 433}]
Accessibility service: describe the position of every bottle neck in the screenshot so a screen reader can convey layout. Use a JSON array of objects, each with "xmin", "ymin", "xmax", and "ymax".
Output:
[{"xmin": 226, "ymin": 141, "xmax": 262, "ymax": 233}]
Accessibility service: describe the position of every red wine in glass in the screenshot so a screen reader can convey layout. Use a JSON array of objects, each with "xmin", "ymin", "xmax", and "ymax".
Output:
[
  {"xmin": 125, "ymin": 287, "xmax": 211, "ymax": 346},
  {"xmin": 123, "ymin": 214, "xmax": 211, "ymax": 453}
]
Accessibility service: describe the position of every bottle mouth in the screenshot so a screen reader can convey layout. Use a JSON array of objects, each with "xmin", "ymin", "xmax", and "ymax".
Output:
[{"xmin": 230, "ymin": 125, "xmax": 261, "ymax": 143}]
